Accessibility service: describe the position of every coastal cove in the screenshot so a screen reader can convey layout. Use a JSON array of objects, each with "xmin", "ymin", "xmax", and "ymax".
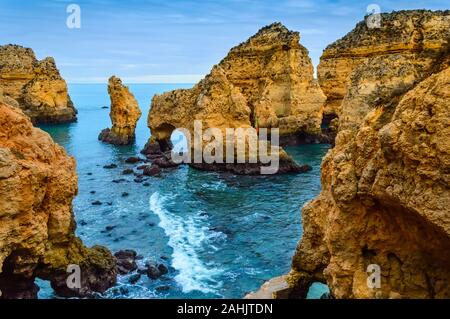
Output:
[{"xmin": 37, "ymin": 83, "xmax": 330, "ymax": 299}]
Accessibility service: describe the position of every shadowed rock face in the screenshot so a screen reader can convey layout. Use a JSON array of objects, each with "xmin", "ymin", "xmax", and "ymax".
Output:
[
  {"xmin": 0, "ymin": 102, "xmax": 116, "ymax": 299},
  {"xmin": 0, "ymin": 44, "xmax": 77, "ymax": 124},
  {"xmin": 288, "ymin": 10, "xmax": 450, "ymax": 299},
  {"xmin": 99, "ymin": 76, "xmax": 142, "ymax": 145},
  {"xmin": 318, "ymin": 10, "xmax": 450, "ymax": 117},
  {"xmin": 143, "ymin": 23, "xmax": 326, "ymax": 174}
]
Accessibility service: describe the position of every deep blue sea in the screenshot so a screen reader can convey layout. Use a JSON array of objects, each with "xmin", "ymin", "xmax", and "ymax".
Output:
[{"xmin": 37, "ymin": 84, "xmax": 329, "ymax": 299}]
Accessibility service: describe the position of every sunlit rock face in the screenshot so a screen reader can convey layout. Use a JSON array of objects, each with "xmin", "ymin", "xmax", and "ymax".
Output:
[
  {"xmin": 0, "ymin": 44, "xmax": 77, "ymax": 124},
  {"xmin": 0, "ymin": 102, "xmax": 116, "ymax": 299},
  {"xmin": 318, "ymin": 10, "xmax": 450, "ymax": 118},
  {"xmin": 289, "ymin": 10, "xmax": 450, "ymax": 299},
  {"xmin": 99, "ymin": 76, "xmax": 142, "ymax": 145},
  {"xmin": 143, "ymin": 23, "xmax": 326, "ymax": 174}
]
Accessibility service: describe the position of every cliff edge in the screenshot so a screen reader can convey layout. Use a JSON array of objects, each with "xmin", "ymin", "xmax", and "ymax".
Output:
[
  {"xmin": 0, "ymin": 101, "xmax": 116, "ymax": 298},
  {"xmin": 289, "ymin": 10, "xmax": 450, "ymax": 299}
]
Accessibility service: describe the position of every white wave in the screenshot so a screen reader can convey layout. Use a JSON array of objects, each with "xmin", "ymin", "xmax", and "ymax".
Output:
[
  {"xmin": 149, "ymin": 192, "xmax": 223, "ymax": 294},
  {"xmin": 201, "ymin": 180, "xmax": 227, "ymax": 191}
]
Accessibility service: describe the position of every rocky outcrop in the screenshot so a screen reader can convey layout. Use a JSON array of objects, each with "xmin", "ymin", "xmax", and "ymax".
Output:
[
  {"xmin": 288, "ymin": 10, "xmax": 450, "ymax": 299},
  {"xmin": 0, "ymin": 44, "xmax": 77, "ymax": 124},
  {"xmin": 0, "ymin": 102, "xmax": 116, "ymax": 299},
  {"xmin": 143, "ymin": 23, "xmax": 325, "ymax": 174},
  {"xmin": 245, "ymin": 276, "xmax": 291, "ymax": 299},
  {"xmin": 318, "ymin": 10, "xmax": 450, "ymax": 117},
  {"xmin": 99, "ymin": 76, "xmax": 141, "ymax": 145}
]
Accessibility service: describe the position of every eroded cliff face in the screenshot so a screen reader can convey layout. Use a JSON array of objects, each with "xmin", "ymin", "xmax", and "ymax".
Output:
[
  {"xmin": 0, "ymin": 102, "xmax": 116, "ymax": 298},
  {"xmin": 99, "ymin": 76, "xmax": 142, "ymax": 145},
  {"xmin": 289, "ymin": 10, "xmax": 450, "ymax": 299},
  {"xmin": 0, "ymin": 44, "xmax": 77, "ymax": 124},
  {"xmin": 149, "ymin": 23, "xmax": 325, "ymax": 140},
  {"xmin": 144, "ymin": 23, "xmax": 325, "ymax": 174},
  {"xmin": 318, "ymin": 10, "xmax": 450, "ymax": 117}
]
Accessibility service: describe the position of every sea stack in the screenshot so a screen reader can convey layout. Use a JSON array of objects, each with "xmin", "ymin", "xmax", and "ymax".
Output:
[
  {"xmin": 143, "ymin": 22, "xmax": 325, "ymax": 174},
  {"xmin": 99, "ymin": 76, "xmax": 142, "ymax": 145},
  {"xmin": 0, "ymin": 44, "xmax": 77, "ymax": 124},
  {"xmin": 286, "ymin": 10, "xmax": 450, "ymax": 299},
  {"xmin": 0, "ymin": 101, "xmax": 116, "ymax": 298}
]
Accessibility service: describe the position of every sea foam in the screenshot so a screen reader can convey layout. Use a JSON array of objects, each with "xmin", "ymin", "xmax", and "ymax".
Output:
[{"xmin": 149, "ymin": 192, "xmax": 223, "ymax": 294}]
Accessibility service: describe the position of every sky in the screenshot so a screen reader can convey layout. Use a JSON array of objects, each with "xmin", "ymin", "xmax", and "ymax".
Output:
[{"xmin": 0, "ymin": 0, "xmax": 448, "ymax": 83}]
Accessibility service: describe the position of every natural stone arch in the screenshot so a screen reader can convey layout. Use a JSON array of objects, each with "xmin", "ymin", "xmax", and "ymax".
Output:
[{"xmin": 153, "ymin": 123, "xmax": 178, "ymax": 152}]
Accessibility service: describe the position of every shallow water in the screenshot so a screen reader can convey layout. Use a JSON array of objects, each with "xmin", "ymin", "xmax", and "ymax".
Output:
[{"xmin": 37, "ymin": 84, "xmax": 330, "ymax": 299}]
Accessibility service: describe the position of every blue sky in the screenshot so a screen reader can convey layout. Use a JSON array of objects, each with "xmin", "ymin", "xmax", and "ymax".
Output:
[{"xmin": 0, "ymin": 0, "xmax": 448, "ymax": 83}]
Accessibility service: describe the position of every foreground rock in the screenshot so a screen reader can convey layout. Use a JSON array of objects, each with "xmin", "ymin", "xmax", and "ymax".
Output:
[
  {"xmin": 143, "ymin": 23, "xmax": 324, "ymax": 174},
  {"xmin": 287, "ymin": 10, "xmax": 450, "ymax": 299},
  {"xmin": 0, "ymin": 44, "xmax": 77, "ymax": 124},
  {"xmin": 0, "ymin": 102, "xmax": 116, "ymax": 298},
  {"xmin": 99, "ymin": 76, "xmax": 141, "ymax": 145}
]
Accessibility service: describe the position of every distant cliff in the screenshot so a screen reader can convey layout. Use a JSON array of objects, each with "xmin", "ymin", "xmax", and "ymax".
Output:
[
  {"xmin": 289, "ymin": 10, "xmax": 450, "ymax": 299},
  {"xmin": 0, "ymin": 44, "xmax": 77, "ymax": 124}
]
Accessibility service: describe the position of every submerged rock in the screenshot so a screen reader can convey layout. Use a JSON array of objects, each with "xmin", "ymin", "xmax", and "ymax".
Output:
[
  {"xmin": 99, "ymin": 76, "xmax": 142, "ymax": 145},
  {"xmin": 122, "ymin": 168, "xmax": 134, "ymax": 175},
  {"xmin": 0, "ymin": 44, "xmax": 77, "ymax": 124},
  {"xmin": 128, "ymin": 273, "xmax": 141, "ymax": 284},
  {"xmin": 0, "ymin": 102, "xmax": 116, "ymax": 298},
  {"xmin": 145, "ymin": 261, "xmax": 169, "ymax": 280},
  {"xmin": 143, "ymin": 164, "xmax": 161, "ymax": 176},
  {"xmin": 125, "ymin": 156, "xmax": 144, "ymax": 164}
]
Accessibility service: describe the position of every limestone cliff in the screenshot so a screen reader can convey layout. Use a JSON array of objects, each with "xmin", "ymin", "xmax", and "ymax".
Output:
[
  {"xmin": 318, "ymin": 10, "xmax": 450, "ymax": 117},
  {"xmin": 0, "ymin": 44, "xmax": 77, "ymax": 124},
  {"xmin": 288, "ymin": 10, "xmax": 450, "ymax": 299},
  {"xmin": 143, "ymin": 23, "xmax": 325, "ymax": 174},
  {"xmin": 99, "ymin": 76, "xmax": 142, "ymax": 145},
  {"xmin": 0, "ymin": 102, "xmax": 116, "ymax": 298}
]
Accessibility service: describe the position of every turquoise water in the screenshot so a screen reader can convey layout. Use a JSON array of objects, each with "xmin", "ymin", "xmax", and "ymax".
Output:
[{"xmin": 38, "ymin": 84, "xmax": 330, "ymax": 299}]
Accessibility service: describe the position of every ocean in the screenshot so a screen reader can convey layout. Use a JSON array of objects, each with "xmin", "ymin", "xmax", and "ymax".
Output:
[{"xmin": 37, "ymin": 83, "xmax": 329, "ymax": 299}]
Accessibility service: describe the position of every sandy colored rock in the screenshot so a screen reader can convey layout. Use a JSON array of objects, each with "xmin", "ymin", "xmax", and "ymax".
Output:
[
  {"xmin": 143, "ymin": 23, "xmax": 325, "ymax": 174},
  {"xmin": 0, "ymin": 44, "xmax": 77, "ymax": 124},
  {"xmin": 0, "ymin": 102, "xmax": 116, "ymax": 298},
  {"xmin": 148, "ymin": 23, "xmax": 325, "ymax": 139},
  {"xmin": 318, "ymin": 10, "xmax": 450, "ymax": 117},
  {"xmin": 288, "ymin": 10, "xmax": 450, "ymax": 299},
  {"xmin": 245, "ymin": 275, "xmax": 291, "ymax": 299},
  {"xmin": 99, "ymin": 76, "xmax": 141, "ymax": 145}
]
